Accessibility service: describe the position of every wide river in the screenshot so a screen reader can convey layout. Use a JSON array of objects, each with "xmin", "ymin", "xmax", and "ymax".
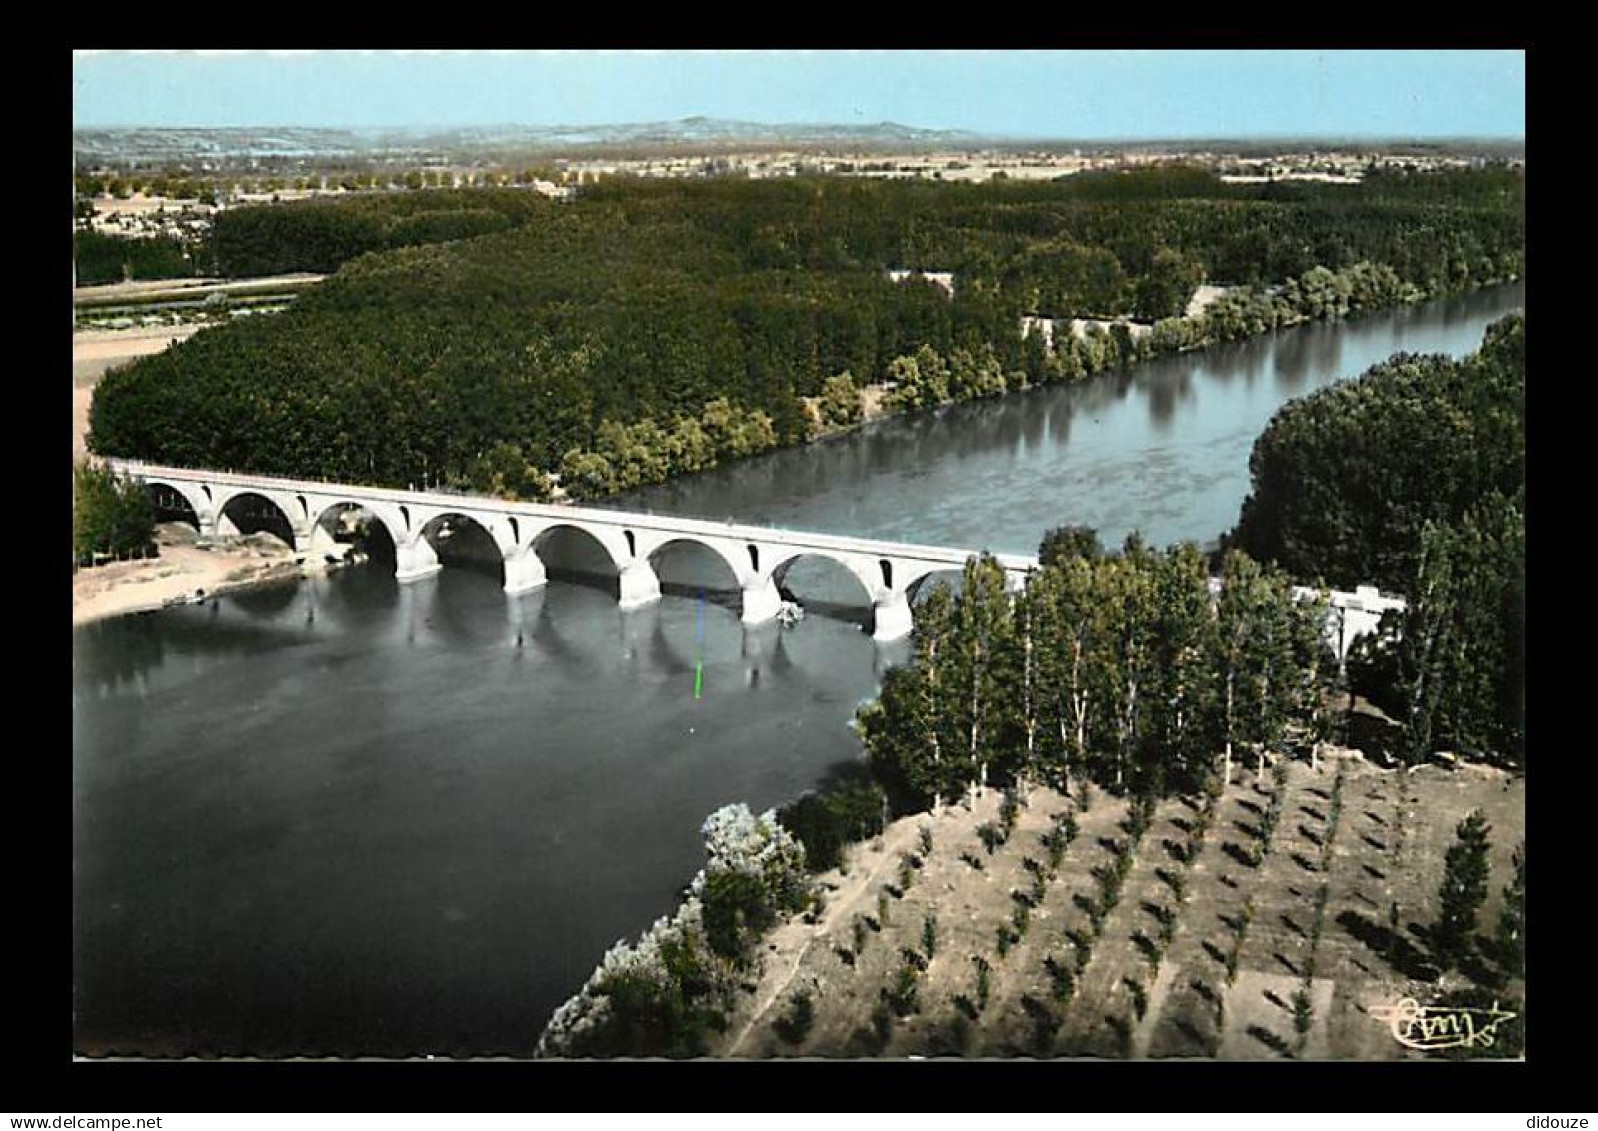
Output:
[{"xmin": 72, "ymin": 281, "xmax": 1524, "ymax": 1057}]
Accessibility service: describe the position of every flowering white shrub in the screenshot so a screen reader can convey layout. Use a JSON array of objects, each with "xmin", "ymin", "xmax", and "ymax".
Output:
[
  {"xmin": 537, "ymin": 805, "xmax": 812, "ymax": 1057},
  {"xmin": 535, "ymin": 895, "xmax": 708, "ymax": 1058},
  {"xmin": 698, "ymin": 803, "xmax": 807, "ymax": 892}
]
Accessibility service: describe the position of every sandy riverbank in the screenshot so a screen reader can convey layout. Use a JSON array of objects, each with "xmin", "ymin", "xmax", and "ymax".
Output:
[{"xmin": 72, "ymin": 524, "xmax": 319, "ymax": 627}]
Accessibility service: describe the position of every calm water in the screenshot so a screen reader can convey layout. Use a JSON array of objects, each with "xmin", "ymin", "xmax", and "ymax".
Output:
[{"xmin": 72, "ymin": 282, "xmax": 1524, "ymax": 1057}]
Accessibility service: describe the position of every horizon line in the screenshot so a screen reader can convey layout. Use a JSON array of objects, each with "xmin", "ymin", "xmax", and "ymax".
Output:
[{"xmin": 71, "ymin": 121, "xmax": 1528, "ymax": 143}]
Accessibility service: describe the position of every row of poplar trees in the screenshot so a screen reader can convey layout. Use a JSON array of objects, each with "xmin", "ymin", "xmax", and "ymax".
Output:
[{"xmin": 858, "ymin": 533, "xmax": 1336, "ymax": 814}]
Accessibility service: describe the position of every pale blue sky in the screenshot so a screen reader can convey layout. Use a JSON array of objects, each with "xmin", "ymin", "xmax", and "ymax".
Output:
[{"xmin": 71, "ymin": 50, "xmax": 1526, "ymax": 139}]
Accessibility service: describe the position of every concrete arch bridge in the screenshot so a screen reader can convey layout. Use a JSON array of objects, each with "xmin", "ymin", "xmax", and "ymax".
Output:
[{"xmin": 107, "ymin": 460, "xmax": 1037, "ymax": 642}]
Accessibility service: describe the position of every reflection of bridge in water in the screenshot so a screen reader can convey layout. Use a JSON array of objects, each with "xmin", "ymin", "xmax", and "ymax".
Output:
[
  {"xmin": 109, "ymin": 460, "xmax": 1037, "ymax": 641},
  {"xmin": 111, "ymin": 459, "xmax": 1403, "ymax": 655}
]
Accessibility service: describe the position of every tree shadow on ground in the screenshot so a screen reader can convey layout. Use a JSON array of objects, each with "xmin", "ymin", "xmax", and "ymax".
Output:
[
  {"xmin": 1221, "ymin": 842, "xmax": 1257, "ymax": 869},
  {"xmin": 1172, "ymin": 1016, "xmax": 1208, "ymax": 1051},
  {"xmin": 1248, "ymin": 1024, "xmax": 1295, "ymax": 1057},
  {"xmin": 1455, "ymin": 946, "xmax": 1511, "ymax": 991},
  {"xmin": 1190, "ymin": 977, "xmax": 1220, "ymax": 1007},
  {"xmin": 1131, "ymin": 932, "xmax": 1160, "ymax": 966},
  {"xmin": 1337, "ymin": 909, "xmax": 1442, "ymax": 981}
]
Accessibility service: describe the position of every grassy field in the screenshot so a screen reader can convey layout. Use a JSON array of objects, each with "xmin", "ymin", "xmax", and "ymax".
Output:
[{"xmin": 712, "ymin": 752, "xmax": 1524, "ymax": 1059}]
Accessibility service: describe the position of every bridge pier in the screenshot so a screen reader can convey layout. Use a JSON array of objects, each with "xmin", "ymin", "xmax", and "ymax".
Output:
[
  {"xmin": 740, "ymin": 576, "xmax": 783, "ymax": 625},
  {"xmin": 617, "ymin": 560, "xmax": 661, "ymax": 610},
  {"xmin": 872, "ymin": 590, "xmax": 914, "ymax": 643},
  {"xmin": 503, "ymin": 548, "xmax": 548, "ymax": 595},
  {"xmin": 395, "ymin": 538, "xmax": 442, "ymax": 584}
]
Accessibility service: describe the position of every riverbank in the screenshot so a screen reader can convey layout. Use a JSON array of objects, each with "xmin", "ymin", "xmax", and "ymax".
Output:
[
  {"xmin": 563, "ymin": 273, "xmax": 1523, "ymax": 507},
  {"xmin": 72, "ymin": 523, "xmax": 321, "ymax": 627}
]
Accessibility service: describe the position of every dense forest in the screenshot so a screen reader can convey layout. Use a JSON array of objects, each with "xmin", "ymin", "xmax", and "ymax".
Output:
[
  {"xmin": 1231, "ymin": 314, "xmax": 1524, "ymax": 592},
  {"xmin": 207, "ymin": 187, "xmax": 553, "ymax": 276},
  {"xmin": 89, "ymin": 168, "xmax": 1522, "ymax": 499},
  {"xmin": 1232, "ymin": 316, "xmax": 1525, "ymax": 767},
  {"xmin": 74, "ymin": 230, "xmax": 199, "ymax": 286}
]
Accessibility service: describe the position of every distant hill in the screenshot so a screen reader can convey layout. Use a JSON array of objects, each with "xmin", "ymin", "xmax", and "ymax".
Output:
[
  {"xmin": 72, "ymin": 119, "xmax": 990, "ymax": 167},
  {"xmin": 73, "ymin": 122, "xmax": 1526, "ymax": 171}
]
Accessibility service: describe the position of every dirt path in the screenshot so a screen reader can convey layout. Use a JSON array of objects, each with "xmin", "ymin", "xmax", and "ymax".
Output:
[
  {"xmin": 74, "ymin": 273, "xmax": 325, "ymax": 305},
  {"xmin": 74, "ymin": 325, "xmax": 204, "ymax": 365},
  {"xmin": 725, "ymin": 817, "xmax": 923, "ymax": 1056}
]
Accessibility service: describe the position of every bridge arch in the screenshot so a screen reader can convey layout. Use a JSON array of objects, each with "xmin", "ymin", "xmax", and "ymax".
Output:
[
  {"xmin": 768, "ymin": 550, "xmax": 880, "ymax": 627},
  {"xmin": 770, "ymin": 550, "xmax": 880, "ymax": 603},
  {"xmin": 138, "ymin": 477, "xmax": 208, "ymax": 533},
  {"xmin": 310, "ymin": 501, "xmax": 400, "ymax": 564},
  {"xmin": 644, "ymin": 536, "xmax": 746, "ymax": 595},
  {"xmin": 416, "ymin": 512, "xmax": 506, "ymax": 583},
  {"xmin": 529, "ymin": 523, "xmax": 627, "ymax": 582},
  {"xmin": 214, "ymin": 490, "xmax": 297, "ymax": 548},
  {"xmin": 905, "ymin": 564, "xmax": 968, "ymax": 605}
]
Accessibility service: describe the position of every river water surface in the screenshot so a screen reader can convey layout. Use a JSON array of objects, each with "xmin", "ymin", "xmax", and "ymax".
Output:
[{"xmin": 72, "ymin": 282, "xmax": 1524, "ymax": 1057}]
